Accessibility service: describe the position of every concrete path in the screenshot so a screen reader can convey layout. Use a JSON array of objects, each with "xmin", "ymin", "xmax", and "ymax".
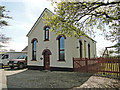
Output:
[
  {"xmin": 0, "ymin": 68, "xmax": 27, "ymax": 89},
  {"xmin": 73, "ymin": 76, "xmax": 120, "ymax": 89},
  {"xmin": 0, "ymin": 69, "xmax": 7, "ymax": 90},
  {"xmin": 4, "ymin": 68, "xmax": 27, "ymax": 76}
]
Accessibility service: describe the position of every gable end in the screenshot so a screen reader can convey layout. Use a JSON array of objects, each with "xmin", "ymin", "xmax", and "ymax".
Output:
[{"xmin": 26, "ymin": 8, "xmax": 53, "ymax": 37}]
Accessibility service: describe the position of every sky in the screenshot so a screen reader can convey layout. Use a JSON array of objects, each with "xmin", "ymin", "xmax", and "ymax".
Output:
[{"xmin": 0, "ymin": 0, "xmax": 116, "ymax": 56}]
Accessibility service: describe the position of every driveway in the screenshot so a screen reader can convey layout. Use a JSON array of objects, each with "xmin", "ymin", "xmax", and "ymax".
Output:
[{"xmin": 3, "ymin": 68, "xmax": 120, "ymax": 89}]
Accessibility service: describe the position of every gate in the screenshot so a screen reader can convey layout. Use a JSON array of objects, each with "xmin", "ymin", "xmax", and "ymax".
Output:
[{"xmin": 73, "ymin": 57, "xmax": 120, "ymax": 78}]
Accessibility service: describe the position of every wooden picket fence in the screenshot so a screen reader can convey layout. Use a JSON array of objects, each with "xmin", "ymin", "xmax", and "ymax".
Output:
[{"xmin": 73, "ymin": 57, "xmax": 120, "ymax": 79}]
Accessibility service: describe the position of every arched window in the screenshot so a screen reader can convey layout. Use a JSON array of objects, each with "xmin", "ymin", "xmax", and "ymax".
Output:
[
  {"xmin": 88, "ymin": 44, "xmax": 90, "ymax": 59},
  {"xmin": 31, "ymin": 38, "xmax": 38, "ymax": 60},
  {"xmin": 56, "ymin": 35, "xmax": 66, "ymax": 61},
  {"xmin": 43, "ymin": 26, "xmax": 50, "ymax": 41},
  {"xmin": 59, "ymin": 36, "xmax": 65, "ymax": 61},
  {"xmin": 79, "ymin": 40, "xmax": 82, "ymax": 58},
  {"xmin": 84, "ymin": 40, "xmax": 86, "ymax": 58}
]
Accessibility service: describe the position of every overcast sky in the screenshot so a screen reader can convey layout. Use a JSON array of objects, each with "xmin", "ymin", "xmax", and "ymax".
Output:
[{"xmin": 0, "ymin": 0, "xmax": 115, "ymax": 56}]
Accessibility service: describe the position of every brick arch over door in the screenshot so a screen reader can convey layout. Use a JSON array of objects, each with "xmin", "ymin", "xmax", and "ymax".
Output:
[{"xmin": 42, "ymin": 49, "xmax": 52, "ymax": 55}]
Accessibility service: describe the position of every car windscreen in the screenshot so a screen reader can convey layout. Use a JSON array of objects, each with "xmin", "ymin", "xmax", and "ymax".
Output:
[
  {"xmin": 1, "ymin": 54, "xmax": 9, "ymax": 59},
  {"xmin": 17, "ymin": 55, "xmax": 27, "ymax": 59}
]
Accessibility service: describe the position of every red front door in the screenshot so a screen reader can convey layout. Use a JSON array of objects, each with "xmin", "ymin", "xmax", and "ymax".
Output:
[{"xmin": 44, "ymin": 54, "xmax": 50, "ymax": 70}]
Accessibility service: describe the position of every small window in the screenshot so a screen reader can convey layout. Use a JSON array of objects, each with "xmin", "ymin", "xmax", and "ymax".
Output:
[
  {"xmin": 17, "ymin": 55, "xmax": 27, "ymax": 59},
  {"xmin": 44, "ymin": 26, "xmax": 50, "ymax": 41}
]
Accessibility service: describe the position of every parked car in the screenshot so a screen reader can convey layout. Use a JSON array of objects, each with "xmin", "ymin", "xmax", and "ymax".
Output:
[
  {"xmin": 8, "ymin": 55, "xmax": 27, "ymax": 69},
  {"xmin": 0, "ymin": 52, "xmax": 27, "ymax": 68}
]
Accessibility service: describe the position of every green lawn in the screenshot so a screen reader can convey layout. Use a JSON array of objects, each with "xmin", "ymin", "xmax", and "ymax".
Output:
[{"xmin": 6, "ymin": 70, "xmax": 93, "ymax": 88}]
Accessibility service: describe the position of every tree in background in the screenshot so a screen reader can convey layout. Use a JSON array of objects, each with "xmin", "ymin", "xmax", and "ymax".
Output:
[
  {"xmin": 98, "ymin": 48, "xmax": 105, "ymax": 57},
  {"xmin": 0, "ymin": 6, "xmax": 11, "ymax": 27},
  {"xmin": 44, "ymin": 0, "xmax": 120, "ymax": 56},
  {"xmin": 0, "ymin": 5, "xmax": 11, "ymax": 53},
  {"xmin": 0, "ymin": 34, "xmax": 10, "ymax": 49}
]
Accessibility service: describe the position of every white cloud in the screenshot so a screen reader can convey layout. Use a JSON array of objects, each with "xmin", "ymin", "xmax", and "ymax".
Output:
[
  {"xmin": 23, "ymin": 0, "xmax": 54, "ymax": 22},
  {"xmin": 19, "ymin": 23, "xmax": 32, "ymax": 31},
  {"xmin": 1, "ymin": 22, "xmax": 30, "ymax": 51},
  {"xmin": 0, "ymin": 0, "xmax": 24, "ymax": 2},
  {"xmin": 94, "ymin": 35, "xmax": 116, "ymax": 57},
  {"xmin": 2, "ymin": 40, "xmax": 27, "ymax": 51}
]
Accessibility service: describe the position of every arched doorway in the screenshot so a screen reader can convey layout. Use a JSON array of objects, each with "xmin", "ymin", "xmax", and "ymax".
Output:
[{"xmin": 42, "ymin": 49, "xmax": 52, "ymax": 70}]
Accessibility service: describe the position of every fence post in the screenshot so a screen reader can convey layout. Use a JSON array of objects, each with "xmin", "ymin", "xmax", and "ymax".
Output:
[
  {"xmin": 73, "ymin": 57, "xmax": 74, "ymax": 72},
  {"xmin": 85, "ymin": 58, "xmax": 88, "ymax": 72},
  {"xmin": 97, "ymin": 58, "xmax": 99, "ymax": 73},
  {"xmin": 118, "ymin": 58, "xmax": 120, "ymax": 76}
]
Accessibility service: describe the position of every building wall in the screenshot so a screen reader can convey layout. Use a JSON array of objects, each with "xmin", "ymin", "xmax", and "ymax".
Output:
[
  {"xmin": 70, "ymin": 36, "xmax": 97, "ymax": 59},
  {"xmin": 79, "ymin": 36, "xmax": 97, "ymax": 58},
  {"xmin": 27, "ymin": 9, "xmax": 97, "ymax": 69},
  {"xmin": 27, "ymin": 15, "xmax": 76, "ymax": 68}
]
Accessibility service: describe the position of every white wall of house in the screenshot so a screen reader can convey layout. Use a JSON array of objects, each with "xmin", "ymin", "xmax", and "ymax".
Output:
[
  {"xmin": 80, "ymin": 36, "xmax": 96, "ymax": 58},
  {"xmin": 27, "ymin": 8, "xmax": 97, "ymax": 69}
]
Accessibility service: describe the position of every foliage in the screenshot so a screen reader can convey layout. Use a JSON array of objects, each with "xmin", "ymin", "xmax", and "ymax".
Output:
[
  {"xmin": 0, "ymin": 6, "xmax": 11, "ymax": 28},
  {"xmin": 44, "ymin": 0, "xmax": 120, "ymax": 42},
  {"xmin": 0, "ymin": 49, "xmax": 7, "ymax": 54},
  {"xmin": 108, "ymin": 42, "xmax": 120, "ymax": 56},
  {"xmin": 103, "ymin": 45, "xmax": 120, "ymax": 57},
  {"xmin": 0, "ymin": 5, "xmax": 11, "ymax": 48},
  {"xmin": 0, "ymin": 34, "xmax": 10, "ymax": 48}
]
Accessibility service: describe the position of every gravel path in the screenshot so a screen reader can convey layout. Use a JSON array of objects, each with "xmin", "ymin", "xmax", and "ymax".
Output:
[{"xmin": 73, "ymin": 76, "xmax": 120, "ymax": 89}]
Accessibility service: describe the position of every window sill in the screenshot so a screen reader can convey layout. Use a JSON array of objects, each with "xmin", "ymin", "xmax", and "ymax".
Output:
[
  {"xmin": 57, "ymin": 60, "xmax": 66, "ymax": 62},
  {"xmin": 44, "ymin": 40, "xmax": 49, "ymax": 41},
  {"xmin": 31, "ymin": 60, "xmax": 37, "ymax": 61}
]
